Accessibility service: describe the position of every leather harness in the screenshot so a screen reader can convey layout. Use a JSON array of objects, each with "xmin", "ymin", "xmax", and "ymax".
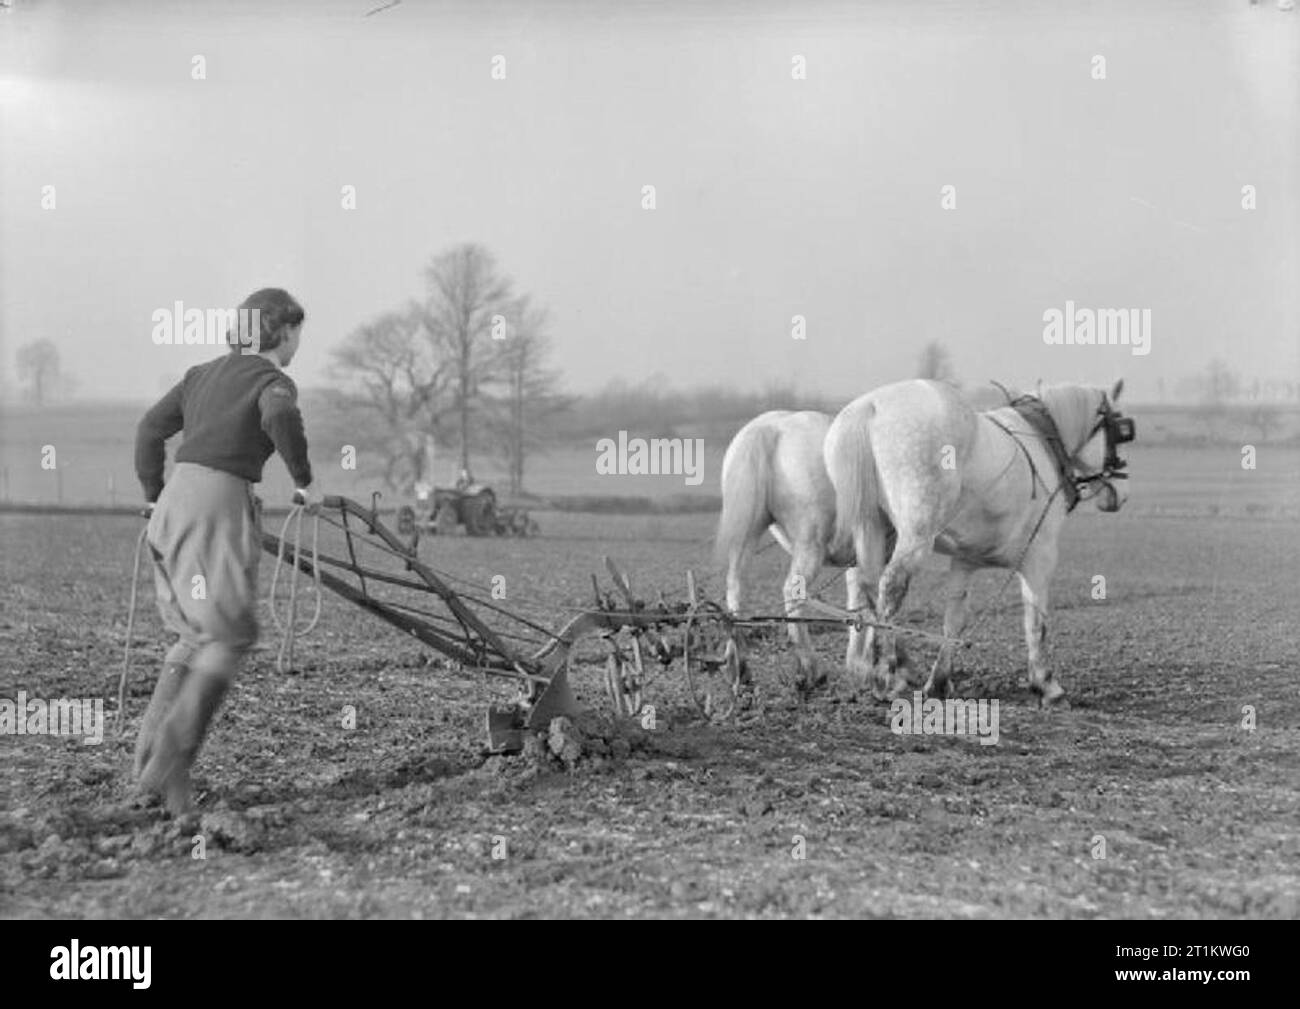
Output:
[{"xmin": 985, "ymin": 393, "xmax": 1084, "ymax": 512}]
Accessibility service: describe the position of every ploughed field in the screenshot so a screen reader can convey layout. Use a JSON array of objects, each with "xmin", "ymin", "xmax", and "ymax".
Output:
[{"xmin": 1, "ymin": 494, "xmax": 1297, "ymax": 918}]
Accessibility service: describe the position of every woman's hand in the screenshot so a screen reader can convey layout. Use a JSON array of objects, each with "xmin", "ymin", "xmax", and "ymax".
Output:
[{"xmin": 291, "ymin": 486, "xmax": 322, "ymax": 512}]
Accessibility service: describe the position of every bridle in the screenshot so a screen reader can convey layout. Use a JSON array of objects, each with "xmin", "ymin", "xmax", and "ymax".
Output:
[
  {"xmin": 1069, "ymin": 393, "xmax": 1135, "ymax": 504},
  {"xmin": 989, "ymin": 383, "xmax": 1136, "ymax": 513}
]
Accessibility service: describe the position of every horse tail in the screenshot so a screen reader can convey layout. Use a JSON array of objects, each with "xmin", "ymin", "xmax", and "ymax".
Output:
[
  {"xmin": 825, "ymin": 403, "xmax": 877, "ymax": 562},
  {"xmin": 714, "ymin": 421, "xmax": 777, "ymax": 574}
]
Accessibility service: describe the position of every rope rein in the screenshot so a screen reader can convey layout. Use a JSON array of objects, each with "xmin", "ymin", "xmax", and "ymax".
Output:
[
  {"xmin": 114, "ymin": 524, "xmax": 150, "ymax": 736},
  {"xmin": 268, "ymin": 504, "xmax": 322, "ymax": 673}
]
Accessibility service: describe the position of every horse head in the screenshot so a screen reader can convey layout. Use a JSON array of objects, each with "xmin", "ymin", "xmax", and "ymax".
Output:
[{"xmin": 1042, "ymin": 379, "xmax": 1134, "ymax": 513}]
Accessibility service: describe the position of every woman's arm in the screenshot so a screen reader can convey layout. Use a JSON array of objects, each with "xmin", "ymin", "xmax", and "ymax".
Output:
[
  {"xmin": 259, "ymin": 378, "xmax": 314, "ymax": 490},
  {"xmin": 135, "ymin": 380, "xmax": 185, "ymax": 502}
]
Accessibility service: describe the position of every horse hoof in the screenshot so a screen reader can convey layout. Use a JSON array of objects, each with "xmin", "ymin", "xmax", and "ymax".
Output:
[
  {"xmin": 163, "ymin": 780, "xmax": 195, "ymax": 818},
  {"xmin": 737, "ymin": 658, "xmax": 753, "ymax": 687},
  {"xmin": 792, "ymin": 657, "xmax": 826, "ymax": 696},
  {"xmin": 921, "ymin": 678, "xmax": 953, "ymax": 701},
  {"xmin": 795, "ymin": 678, "xmax": 826, "ymax": 698},
  {"xmin": 1035, "ymin": 683, "xmax": 1068, "ymax": 709},
  {"xmin": 171, "ymin": 810, "xmax": 202, "ymax": 834}
]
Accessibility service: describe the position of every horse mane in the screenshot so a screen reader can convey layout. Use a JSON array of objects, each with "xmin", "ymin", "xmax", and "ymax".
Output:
[{"xmin": 1037, "ymin": 384, "xmax": 1104, "ymax": 457}]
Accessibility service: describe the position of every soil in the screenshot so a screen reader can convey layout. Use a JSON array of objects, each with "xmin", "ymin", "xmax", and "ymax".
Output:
[{"xmin": 1, "ymin": 510, "xmax": 1296, "ymax": 918}]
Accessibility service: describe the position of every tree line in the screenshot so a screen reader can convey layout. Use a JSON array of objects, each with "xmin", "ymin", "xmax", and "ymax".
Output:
[{"xmin": 7, "ymin": 290, "xmax": 1296, "ymax": 482}]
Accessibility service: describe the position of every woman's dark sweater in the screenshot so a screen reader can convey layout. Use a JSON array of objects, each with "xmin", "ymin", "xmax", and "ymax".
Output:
[{"xmin": 135, "ymin": 352, "xmax": 313, "ymax": 502}]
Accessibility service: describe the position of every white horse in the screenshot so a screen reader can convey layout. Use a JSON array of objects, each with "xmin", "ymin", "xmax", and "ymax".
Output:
[
  {"xmin": 823, "ymin": 379, "xmax": 1134, "ymax": 706},
  {"xmin": 716, "ymin": 410, "xmax": 860, "ymax": 688}
]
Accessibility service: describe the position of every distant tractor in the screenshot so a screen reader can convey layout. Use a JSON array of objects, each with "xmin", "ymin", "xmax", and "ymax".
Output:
[
  {"xmin": 431, "ymin": 483, "xmax": 499, "ymax": 536},
  {"xmin": 397, "ymin": 482, "xmax": 539, "ymax": 549}
]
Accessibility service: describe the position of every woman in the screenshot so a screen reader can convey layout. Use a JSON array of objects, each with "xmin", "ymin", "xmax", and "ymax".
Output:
[{"xmin": 133, "ymin": 287, "xmax": 315, "ymax": 815}]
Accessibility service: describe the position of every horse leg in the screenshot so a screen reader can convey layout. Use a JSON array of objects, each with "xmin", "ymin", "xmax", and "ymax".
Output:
[
  {"xmin": 874, "ymin": 533, "xmax": 931, "ymax": 699},
  {"xmin": 786, "ymin": 542, "xmax": 825, "ymax": 691},
  {"xmin": 1018, "ymin": 546, "xmax": 1066, "ymax": 707},
  {"xmin": 922, "ymin": 559, "xmax": 975, "ymax": 700},
  {"xmin": 846, "ymin": 524, "xmax": 887, "ymax": 688},
  {"xmin": 724, "ymin": 543, "xmax": 745, "ymax": 616},
  {"xmin": 721, "ymin": 543, "xmax": 752, "ymax": 695},
  {"xmin": 844, "ymin": 565, "xmax": 864, "ymax": 672},
  {"xmin": 845, "ymin": 562, "xmax": 873, "ymax": 677}
]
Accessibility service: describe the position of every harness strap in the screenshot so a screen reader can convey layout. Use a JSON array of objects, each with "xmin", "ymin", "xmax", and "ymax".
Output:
[{"xmin": 984, "ymin": 412, "xmax": 1047, "ymax": 502}]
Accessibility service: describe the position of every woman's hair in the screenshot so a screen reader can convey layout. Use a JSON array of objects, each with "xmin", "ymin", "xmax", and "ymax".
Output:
[{"xmin": 227, "ymin": 288, "xmax": 305, "ymax": 352}]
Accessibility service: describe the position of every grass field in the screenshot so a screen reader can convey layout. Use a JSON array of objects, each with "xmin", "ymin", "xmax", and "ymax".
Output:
[{"xmin": 0, "ymin": 443, "xmax": 1297, "ymax": 918}]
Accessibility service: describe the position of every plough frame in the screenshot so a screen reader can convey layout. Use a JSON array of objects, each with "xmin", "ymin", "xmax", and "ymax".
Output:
[{"xmin": 261, "ymin": 495, "xmax": 750, "ymax": 754}]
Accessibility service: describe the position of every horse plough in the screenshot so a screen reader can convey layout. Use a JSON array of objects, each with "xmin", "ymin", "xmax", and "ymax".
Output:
[{"xmin": 262, "ymin": 495, "xmax": 766, "ymax": 754}]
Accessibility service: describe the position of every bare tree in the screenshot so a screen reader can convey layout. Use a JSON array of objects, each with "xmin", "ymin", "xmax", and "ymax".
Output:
[
  {"xmin": 327, "ymin": 304, "xmax": 457, "ymax": 492},
  {"xmin": 15, "ymin": 339, "xmax": 66, "ymax": 406},
  {"xmin": 420, "ymin": 244, "xmax": 515, "ymax": 476},
  {"xmin": 917, "ymin": 340, "xmax": 956, "ymax": 384},
  {"xmin": 489, "ymin": 297, "xmax": 568, "ymax": 495}
]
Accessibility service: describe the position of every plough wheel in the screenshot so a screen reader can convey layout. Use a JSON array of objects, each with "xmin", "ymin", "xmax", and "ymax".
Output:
[{"xmin": 682, "ymin": 600, "xmax": 743, "ymax": 721}]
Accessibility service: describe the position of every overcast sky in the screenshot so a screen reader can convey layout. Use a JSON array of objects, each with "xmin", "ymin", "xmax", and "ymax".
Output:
[{"xmin": 1, "ymin": 0, "xmax": 1296, "ymax": 404}]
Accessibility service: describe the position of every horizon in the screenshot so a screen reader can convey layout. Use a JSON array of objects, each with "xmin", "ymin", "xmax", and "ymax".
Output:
[{"xmin": 3, "ymin": 381, "xmax": 1295, "ymax": 414}]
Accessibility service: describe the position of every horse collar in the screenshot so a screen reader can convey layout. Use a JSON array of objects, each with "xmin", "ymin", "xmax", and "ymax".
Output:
[{"xmin": 1007, "ymin": 396, "xmax": 1082, "ymax": 512}]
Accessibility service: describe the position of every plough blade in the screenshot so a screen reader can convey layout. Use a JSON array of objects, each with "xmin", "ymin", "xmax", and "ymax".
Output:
[
  {"xmin": 483, "ymin": 666, "xmax": 581, "ymax": 754},
  {"xmin": 484, "ymin": 706, "xmax": 526, "ymax": 755},
  {"xmin": 527, "ymin": 664, "xmax": 580, "ymax": 727}
]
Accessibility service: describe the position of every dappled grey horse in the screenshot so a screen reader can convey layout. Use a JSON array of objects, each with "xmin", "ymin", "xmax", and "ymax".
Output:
[
  {"xmin": 716, "ymin": 410, "xmax": 859, "ymax": 687},
  {"xmin": 823, "ymin": 379, "xmax": 1134, "ymax": 705}
]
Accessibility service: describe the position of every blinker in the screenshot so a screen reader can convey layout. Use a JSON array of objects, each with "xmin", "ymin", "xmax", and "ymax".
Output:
[{"xmin": 1108, "ymin": 415, "xmax": 1135, "ymax": 446}]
